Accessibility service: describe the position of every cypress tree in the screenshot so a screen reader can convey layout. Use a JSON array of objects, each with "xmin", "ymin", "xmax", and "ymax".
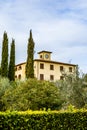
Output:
[
  {"xmin": 25, "ymin": 30, "xmax": 35, "ymax": 78},
  {"xmin": 1, "ymin": 31, "xmax": 8, "ymax": 77},
  {"xmin": 8, "ymin": 39, "xmax": 15, "ymax": 81},
  {"xmin": 76, "ymin": 65, "xmax": 79, "ymax": 80}
]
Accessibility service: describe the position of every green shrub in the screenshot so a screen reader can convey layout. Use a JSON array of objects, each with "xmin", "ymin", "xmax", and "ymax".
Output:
[
  {"xmin": 55, "ymin": 73, "xmax": 87, "ymax": 109},
  {"xmin": 0, "ymin": 110, "xmax": 87, "ymax": 130},
  {"xmin": 2, "ymin": 79, "xmax": 63, "ymax": 111},
  {"xmin": 0, "ymin": 77, "xmax": 11, "ymax": 111}
]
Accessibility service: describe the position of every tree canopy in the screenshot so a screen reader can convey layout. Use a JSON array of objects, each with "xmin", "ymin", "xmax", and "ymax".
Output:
[{"xmin": 1, "ymin": 79, "xmax": 63, "ymax": 111}]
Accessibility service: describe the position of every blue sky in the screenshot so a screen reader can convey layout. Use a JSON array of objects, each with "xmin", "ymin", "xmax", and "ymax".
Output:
[{"xmin": 0, "ymin": 0, "xmax": 87, "ymax": 73}]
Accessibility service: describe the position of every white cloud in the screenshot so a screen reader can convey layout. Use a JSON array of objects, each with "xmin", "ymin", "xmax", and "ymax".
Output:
[{"xmin": 0, "ymin": 0, "xmax": 87, "ymax": 73}]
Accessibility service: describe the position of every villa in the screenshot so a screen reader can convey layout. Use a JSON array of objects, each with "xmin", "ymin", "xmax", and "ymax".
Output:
[{"xmin": 15, "ymin": 50, "xmax": 76, "ymax": 81}]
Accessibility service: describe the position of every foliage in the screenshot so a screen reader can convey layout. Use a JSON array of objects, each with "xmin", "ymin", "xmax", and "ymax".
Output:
[
  {"xmin": 0, "ymin": 109, "xmax": 87, "ymax": 129},
  {"xmin": 0, "ymin": 77, "xmax": 10, "ymax": 110},
  {"xmin": 8, "ymin": 39, "xmax": 15, "ymax": 81},
  {"xmin": 1, "ymin": 31, "xmax": 8, "ymax": 77},
  {"xmin": 75, "ymin": 64, "xmax": 80, "ymax": 80},
  {"xmin": 2, "ymin": 79, "xmax": 63, "ymax": 111},
  {"xmin": 1, "ymin": 72, "xmax": 87, "ymax": 111},
  {"xmin": 25, "ymin": 30, "xmax": 35, "ymax": 78},
  {"xmin": 0, "ymin": 67, "xmax": 1, "ymax": 75},
  {"xmin": 55, "ymin": 72, "xmax": 87, "ymax": 109}
]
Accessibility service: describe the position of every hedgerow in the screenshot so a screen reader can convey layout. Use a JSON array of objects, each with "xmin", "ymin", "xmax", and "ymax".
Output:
[{"xmin": 0, "ymin": 109, "xmax": 87, "ymax": 130}]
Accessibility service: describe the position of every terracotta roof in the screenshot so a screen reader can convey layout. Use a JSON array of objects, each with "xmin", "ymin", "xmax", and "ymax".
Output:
[
  {"xmin": 34, "ymin": 59, "xmax": 76, "ymax": 66},
  {"xmin": 15, "ymin": 59, "xmax": 76, "ymax": 67},
  {"xmin": 38, "ymin": 50, "xmax": 52, "ymax": 54},
  {"xmin": 15, "ymin": 62, "xmax": 26, "ymax": 66}
]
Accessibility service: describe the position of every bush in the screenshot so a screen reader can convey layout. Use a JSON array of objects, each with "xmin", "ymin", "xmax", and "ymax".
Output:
[
  {"xmin": 0, "ymin": 77, "xmax": 11, "ymax": 111},
  {"xmin": 0, "ymin": 110, "xmax": 87, "ymax": 129},
  {"xmin": 55, "ymin": 73, "xmax": 87, "ymax": 109},
  {"xmin": 2, "ymin": 78, "xmax": 63, "ymax": 111}
]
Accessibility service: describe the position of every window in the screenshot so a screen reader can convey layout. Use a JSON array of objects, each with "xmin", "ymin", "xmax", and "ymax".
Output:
[
  {"xmin": 50, "ymin": 65, "xmax": 54, "ymax": 70},
  {"xmin": 60, "ymin": 66, "xmax": 63, "ymax": 71},
  {"xmin": 40, "ymin": 63, "xmax": 44, "ymax": 69},
  {"xmin": 60, "ymin": 76, "xmax": 64, "ymax": 80},
  {"xmin": 18, "ymin": 65, "xmax": 22, "ymax": 70},
  {"xmin": 40, "ymin": 74, "xmax": 44, "ymax": 80},
  {"xmin": 18, "ymin": 74, "xmax": 21, "ymax": 79},
  {"xmin": 40, "ymin": 55, "xmax": 42, "ymax": 59},
  {"xmin": 50, "ymin": 75, "xmax": 54, "ymax": 81},
  {"xmin": 69, "ymin": 67, "xmax": 72, "ymax": 72}
]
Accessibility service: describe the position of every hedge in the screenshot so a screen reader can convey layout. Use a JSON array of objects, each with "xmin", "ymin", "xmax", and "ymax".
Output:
[{"xmin": 0, "ymin": 110, "xmax": 87, "ymax": 130}]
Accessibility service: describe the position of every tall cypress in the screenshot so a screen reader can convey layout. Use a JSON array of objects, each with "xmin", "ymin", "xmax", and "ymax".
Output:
[
  {"xmin": 8, "ymin": 39, "xmax": 15, "ymax": 81},
  {"xmin": 25, "ymin": 30, "xmax": 35, "ymax": 78},
  {"xmin": 1, "ymin": 31, "xmax": 8, "ymax": 77}
]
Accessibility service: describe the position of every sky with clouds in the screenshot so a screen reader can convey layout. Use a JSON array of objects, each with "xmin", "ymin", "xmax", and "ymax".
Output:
[{"xmin": 0, "ymin": 0, "xmax": 87, "ymax": 73}]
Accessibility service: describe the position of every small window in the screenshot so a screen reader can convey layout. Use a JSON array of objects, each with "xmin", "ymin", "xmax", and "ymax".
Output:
[
  {"xmin": 69, "ymin": 67, "xmax": 72, "ymax": 72},
  {"xmin": 18, "ymin": 74, "xmax": 21, "ymax": 79},
  {"xmin": 40, "ymin": 74, "xmax": 44, "ymax": 80},
  {"xmin": 40, "ymin": 55, "xmax": 42, "ymax": 59},
  {"xmin": 18, "ymin": 65, "xmax": 22, "ymax": 70},
  {"xmin": 40, "ymin": 63, "xmax": 44, "ymax": 69},
  {"xmin": 50, "ymin": 65, "xmax": 54, "ymax": 70},
  {"xmin": 60, "ymin": 76, "xmax": 64, "ymax": 80},
  {"xmin": 50, "ymin": 75, "xmax": 54, "ymax": 81},
  {"xmin": 60, "ymin": 66, "xmax": 63, "ymax": 71}
]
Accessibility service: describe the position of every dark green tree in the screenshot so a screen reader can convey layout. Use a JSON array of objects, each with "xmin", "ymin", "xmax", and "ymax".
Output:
[
  {"xmin": 25, "ymin": 30, "xmax": 35, "ymax": 78},
  {"xmin": 0, "ymin": 67, "xmax": 1, "ymax": 75},
  {"xmin": 76, "ymin": 65, "xmax": 80, "ymax": 80},
  {"xmin": 1, "ymin": 31, "xmax": 8, "ymax": 77},
  {"xmin": 8, "ymin": 39, "xmax": 15, "ymax": 81}
]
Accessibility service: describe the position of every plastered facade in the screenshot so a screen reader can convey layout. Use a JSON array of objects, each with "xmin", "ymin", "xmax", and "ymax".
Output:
[{"xmin": 15, "ymin": 51, "xmax": 76, "ymax": 81}]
